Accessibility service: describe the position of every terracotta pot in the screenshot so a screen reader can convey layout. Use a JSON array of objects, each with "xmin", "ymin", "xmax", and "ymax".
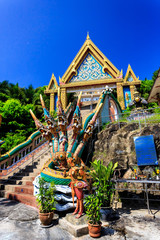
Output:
[
  {"xmin": 39, "ymin": 211, "xmax": 54, "ymax": 226},
  {"xmin": 88, "ymin": 222, "xmax": 102, "ymax": 238}
]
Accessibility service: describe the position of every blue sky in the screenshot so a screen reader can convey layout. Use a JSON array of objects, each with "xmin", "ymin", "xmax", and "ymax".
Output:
[{"xmin": 0, "ymin": 0, "xmax": 160, "ymax": 88}]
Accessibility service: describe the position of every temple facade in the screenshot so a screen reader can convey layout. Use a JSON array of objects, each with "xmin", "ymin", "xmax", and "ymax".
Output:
[{"xmin": 45, "ymin": 34, "xmax": 141, "ymax": 112}]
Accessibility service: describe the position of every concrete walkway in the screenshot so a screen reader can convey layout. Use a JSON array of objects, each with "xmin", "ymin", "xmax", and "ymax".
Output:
[
  {"xmin": 0, "ymin": 198, "xmax": 74, "ymax": 240},
  {"xmin": 1, "ymin": 197, "xmax": 160, "ymax": 240}
]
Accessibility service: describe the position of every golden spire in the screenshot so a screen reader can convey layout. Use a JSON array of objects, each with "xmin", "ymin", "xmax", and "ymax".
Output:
[{"xmin": 86, "ymin": 32, "xmax": 90, "ymax": 40}]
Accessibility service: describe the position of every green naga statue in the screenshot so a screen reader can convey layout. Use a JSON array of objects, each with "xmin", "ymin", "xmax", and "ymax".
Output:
[{"xmin": 30, "ymin": 88, "xmax": 103, "ymax": 218}]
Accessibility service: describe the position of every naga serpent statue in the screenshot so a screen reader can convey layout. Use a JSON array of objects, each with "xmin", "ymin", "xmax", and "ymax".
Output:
[{"xmin": 30, "ymin": 88, "xmax": 105, "ymax": 218}]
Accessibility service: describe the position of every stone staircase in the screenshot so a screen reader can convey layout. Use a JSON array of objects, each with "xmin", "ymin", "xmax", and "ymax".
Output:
[{"xmin": 0, "ymin": 145, "xmax": 50, "ymax": 208}]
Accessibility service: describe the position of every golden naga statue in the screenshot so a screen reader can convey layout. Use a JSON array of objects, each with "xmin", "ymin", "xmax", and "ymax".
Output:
[{"xmin": 30, "ymin": 89, "xmax": 104, "ymax": 218}]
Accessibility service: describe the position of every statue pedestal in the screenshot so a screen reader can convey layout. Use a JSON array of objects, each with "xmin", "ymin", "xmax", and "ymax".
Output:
[{"xmin": 59, "ymin": 213, "xmax": 88, "ymax": 237}]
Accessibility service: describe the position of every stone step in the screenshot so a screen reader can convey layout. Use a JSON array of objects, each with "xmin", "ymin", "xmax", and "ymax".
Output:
[
  {"xmin": 6, "ymin": 192, "xmax": 37, "ymax": 208},
  {"xmin": 4, "ymin": 176, "xmax": 35, "ymax": 186},
  {"xmin": 20, "ymin": 176, "xmax": 35, "ymax": 182},
  {"xmin": 2, "ymin": 145, "xmax": 51, "ymax": 208},
  {"xmin": 32, "ymin": 168, "xmax": 41, "ymax": 173},
  {"xmin": 5, "ymin": 184, "xmax": 17, "ymax": 192},
  {"xmin": 5, "ymin": 185, "xmax": 34, "ymax": 196},
  {"xmin": 23, "ymin": 180, "xmax": 33, "ymax": 186},
  {"xmin": 28, "ymin": 172, "xmax": 39, "ymax": 178},
  {"xmin": 0, "ymin": 183, "xmax": 5, "ymax": 190},
  {"xmin": 0, "ymin": 190, "xmax": 5, "ymax": 197},
  {"xmin": 14, "ymin": 185, "xmax": 34, "ymax": 195}
]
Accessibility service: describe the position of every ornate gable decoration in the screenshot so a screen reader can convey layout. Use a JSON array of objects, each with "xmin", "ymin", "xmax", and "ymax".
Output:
[
  {"xmin": 124, "ymin": 64, "xmax": 140, "ymax": 83},
  {"xmin": 45, "ymin": 74, "xmax": 59, "ymax": 93},
  {"xmin": 70, "ymin": 53, "xmax": 111, "ymax": 83},
  {"xmin": 61, "ymin": 35, "xmax": 121, "ymax": 84}
]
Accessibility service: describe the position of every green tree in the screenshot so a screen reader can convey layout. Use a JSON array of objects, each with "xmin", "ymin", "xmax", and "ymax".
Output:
[
  {"xmin": 33, "ymin": 86, "xmax": 49, "ymax": 120},
  {"xmin": 0, "ymin": 81, "xmax": 50, "ymax": 154},
  {"xmin": 152, "ymin": 69, "xmax": 159, "ymax": 82},
  {"xmin": 139, "ymin": 69, "xmax": 159, "ymax": 108},
  {"xmin": 0, "ymin": 99, "xmax": 36, "ymax": 153},
  {"xmin": 0, "ymin": 81, "xmax": 11, "ymax": 102},
  {"xmin": 25, "ymin": 84, "xmax": 35, "ymax": 104},
  {"xmin": 139, "ymin": 78, "xmax": 154, "ymax": 100},
  {"xmin": 9, "ymin": 83, "xmax": 26, "ymax": 104},
  {"xmin": 1, "ymin": 132, "xmax": 26, "ymax": 153}
]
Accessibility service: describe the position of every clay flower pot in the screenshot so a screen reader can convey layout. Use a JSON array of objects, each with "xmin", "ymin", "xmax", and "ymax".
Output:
[
  {"xmin": 88, "ymin": 221, "xmax": 102, "ymax": 238},
  {"xmin": 39, "ymin": 211, "xmax": 54, "ymax": 226}
]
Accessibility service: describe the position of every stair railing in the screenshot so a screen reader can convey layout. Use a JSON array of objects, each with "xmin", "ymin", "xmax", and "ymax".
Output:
[{"xmin": 0, "ymin": 130, "xmax": 48, "ymax": 176}]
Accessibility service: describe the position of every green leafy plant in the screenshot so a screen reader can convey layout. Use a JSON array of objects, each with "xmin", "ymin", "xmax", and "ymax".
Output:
[
  {"xmin": 84, "ymin": 194, "xmax": 102, "ymax": 225},
  {"xmin": 102, "ymin": 122, "xmax": 110, "ymax": 130},
  {"xmin": 90, "ymin": 160, "xmax": 118, "ymax": 207},
  {"xmin": 36, "ymin": 177, "xmax": 57, "ymax": 213}
]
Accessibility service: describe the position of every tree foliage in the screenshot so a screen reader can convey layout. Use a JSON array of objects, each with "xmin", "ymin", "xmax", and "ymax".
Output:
[
  {"xmin": 0, "ymin": 81, "xmax": 50, "ymax": 153},
  {"xmin": 152, "ymin": 69, "xmax": 159, "ymax": 82},
  {"xmin": 139, "ymin": 78, "xmax": 154, "ymax": 100},
  {"xmin": 138, "ymin": 69, "xmax": 159, "ymax": 108}
]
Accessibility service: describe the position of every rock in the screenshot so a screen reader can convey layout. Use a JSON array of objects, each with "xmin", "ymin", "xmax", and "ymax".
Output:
[
  {"xmin": 65, "ymin": 213, "xmax": 88, "ymax": 225},
  {"xmin": 93, "ymin": 122, "xmax": 160, "ymax": 170},
  {"xmin": 100, "ymin": 208, "xmax": 120, "ymax": 221},
  {"xmin": 59, "ymin": 213, "xmax": 88, "ymax": 237},
  {"xmin": 109, "ymin": 217, "xmax": 125, "ymax": 233},
  {"xmin": 144, "ymin": 214, "xmax": 155, "ymax": 220},
  {"xmin": 123, "ymin": 169, "xmax": 133, "ymax": 179}
]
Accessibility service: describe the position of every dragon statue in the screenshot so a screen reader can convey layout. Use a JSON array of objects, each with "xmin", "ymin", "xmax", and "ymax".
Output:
[{"xmin": 30, "ymin": 88, "xmax": 105, "ymax": 218}]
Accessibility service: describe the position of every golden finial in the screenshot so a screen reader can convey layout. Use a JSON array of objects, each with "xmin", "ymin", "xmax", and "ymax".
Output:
[{"xmin": 86, "ymin": 32, "xmax": 90, "ymax": 40}]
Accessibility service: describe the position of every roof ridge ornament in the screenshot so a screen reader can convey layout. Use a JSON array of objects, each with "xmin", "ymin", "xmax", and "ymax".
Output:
[{"xmin": 86, "ymin": 32, "xmax": 90, "ymax": 40}]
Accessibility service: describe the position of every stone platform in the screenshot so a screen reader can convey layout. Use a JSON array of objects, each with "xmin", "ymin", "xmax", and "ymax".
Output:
[{"xmin": 59, "ymin": 213, "xmax": 88, "ymax": 237}]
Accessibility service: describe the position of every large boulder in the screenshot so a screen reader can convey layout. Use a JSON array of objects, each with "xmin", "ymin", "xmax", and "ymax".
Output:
[{"xmin": 93, "ymin": 123, "xmax": 160, "ymax": 169}]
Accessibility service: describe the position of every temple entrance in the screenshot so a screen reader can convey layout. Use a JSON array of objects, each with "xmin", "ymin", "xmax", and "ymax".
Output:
[{"xmin": 45, "ymin": 35, "xmax": 141, "ymax": 114}]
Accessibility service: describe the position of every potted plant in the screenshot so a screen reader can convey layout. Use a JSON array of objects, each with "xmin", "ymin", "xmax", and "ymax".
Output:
[
  {"xmin": 90, "ymin": 160, "xmax": 118, "ymax": 208},
  {"xmin": 84, "ymin": 194, "xmax": 102, "ymax": 238},
  {"xmin": 36, "ymin": 177, "xmax": 57, "ymax": 226}
]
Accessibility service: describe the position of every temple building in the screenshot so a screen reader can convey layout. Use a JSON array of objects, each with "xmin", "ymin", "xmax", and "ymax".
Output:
[{"xmin": 45, "ymin": 34, "xmax": 141, "ymax": 114}]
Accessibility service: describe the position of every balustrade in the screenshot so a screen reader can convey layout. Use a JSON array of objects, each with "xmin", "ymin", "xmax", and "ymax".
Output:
[{"xmin": 0, "ymin": 133, "xmax": 46, "ymax": 175}]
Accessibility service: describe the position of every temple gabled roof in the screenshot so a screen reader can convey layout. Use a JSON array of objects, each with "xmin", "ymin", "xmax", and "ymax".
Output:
[
  {"xmin": 45, "ymin": 73, "xmax": 59, "ymax": 94},
  {"xmin": 60, "ymin": 34, "xmax": 122, "ymax": 85},
  {"xmin": 123, "ymin": 64, "xmax": 140, "ymax": 84}
]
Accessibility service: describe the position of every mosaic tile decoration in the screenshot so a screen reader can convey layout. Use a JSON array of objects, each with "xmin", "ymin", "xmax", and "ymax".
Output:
[{"xmin": 70, "ymin": 53, "xmax": 111, "ymax": 82}]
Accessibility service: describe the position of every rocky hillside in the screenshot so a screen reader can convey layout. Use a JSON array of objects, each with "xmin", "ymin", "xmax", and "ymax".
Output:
[{"xmin": 93, "ymin": 122, "xmax": 160, "ymax": 169}]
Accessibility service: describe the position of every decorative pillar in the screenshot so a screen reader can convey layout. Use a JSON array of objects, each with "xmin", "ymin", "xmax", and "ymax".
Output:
[
  {"xmin": 130, "ymin": 85, "xmax": 135, "ymax": 100},
  {"xmin": 117, "ymin": 83, "xmax": 125, "ymax": 110},
  {"xmin": 50, "ymin": 93, "xmax": 55, "ymax": 113},
  {"xmin": 61, "ymin": 88, "xmax": 67, "ymax": 110}
]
